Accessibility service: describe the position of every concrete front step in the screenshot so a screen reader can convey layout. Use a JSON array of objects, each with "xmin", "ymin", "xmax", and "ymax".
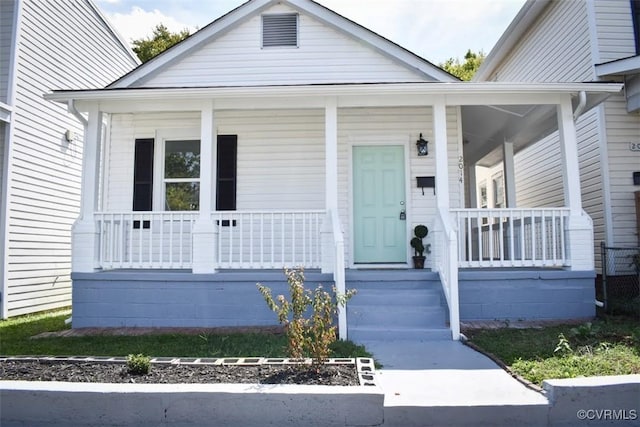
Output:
[
  {"xmin": 346, "ymin": 269, "xmax": 450, "ymax": 342},
  {"xmin": 348, "ymin": 326, "xmax": 452, "ymax": 341},
  {"xmin": 350, "ymin": 289, "xmax": 442, "ymax": 306},
  {"xmin": 348, "ymin": 305, "xmax": 446, "ymax": 327}
]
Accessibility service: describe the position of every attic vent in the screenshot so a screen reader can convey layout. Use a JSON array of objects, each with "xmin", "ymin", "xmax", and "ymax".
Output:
[{"xmin": 262, "ymin": 13, "xmax": 298, "ymax": 47}]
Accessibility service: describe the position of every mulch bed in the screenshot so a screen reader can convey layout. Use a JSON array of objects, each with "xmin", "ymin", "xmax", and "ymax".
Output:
[{"xmin": 0, "ymin": 359, "xmax": 359, "ymax": 386}]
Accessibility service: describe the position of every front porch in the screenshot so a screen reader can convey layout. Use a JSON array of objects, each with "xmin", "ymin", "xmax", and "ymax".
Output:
[{"xmin": 51, "ymin": 82, "xmax": 622, "ymax": 339}]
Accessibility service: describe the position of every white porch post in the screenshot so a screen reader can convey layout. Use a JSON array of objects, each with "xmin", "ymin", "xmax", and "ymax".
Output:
[
  {"xmin": 467, "ymin": 165, "xmax": 478, "ymax": 208},
  {"xmin": 558, "ymin": 95, "xmax": 593, "ymax": 271},
  {"xmin": 433, "ymin": 100, "xmax": 450, "ymax": 210},
  {"xmin": 192, "ymin": 101, "xmax": 217, "ymax": 274},
  {"xmin": 72, "ymin": 104, "xmax": 102, "ymax": 272},
  {"xmin": 321, "ymin": 97, "xmax": 339, "ymax": 274},
  {"xmin": 502, "ymin": 141, "xmax": 517, "ymax": 208}
]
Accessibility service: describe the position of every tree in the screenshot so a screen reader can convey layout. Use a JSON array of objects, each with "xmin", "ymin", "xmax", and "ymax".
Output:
[
  {"xmin": 440, "ymin": 50, "xmax": 485, "ymax": 81},
  {"xmin": 132, "ymin": 24, "xmax": 191, "ymax": 63}
]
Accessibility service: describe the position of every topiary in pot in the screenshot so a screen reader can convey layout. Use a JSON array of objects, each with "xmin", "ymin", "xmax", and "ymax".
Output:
[{"xmin": 410, "ymin": 225, "xmax": 431, "ymax": 269}]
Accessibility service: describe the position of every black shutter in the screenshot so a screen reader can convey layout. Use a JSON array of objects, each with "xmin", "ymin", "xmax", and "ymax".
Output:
[
  {"xmin": 132, "ymin": 138, "xmax": 154, "ymax": 229},
  {"xmin": 216, "ymin": 135, "xmax": 237, "ymax": 211},
  {"xmin": 133, "ymin": 138, "xmax": 154, "ymax": 211}
]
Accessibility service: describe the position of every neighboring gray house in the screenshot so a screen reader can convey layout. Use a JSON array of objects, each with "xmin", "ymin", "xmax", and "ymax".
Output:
[
  {"xmin": 0, "ymin": 0, "xmax": 139, "ymax": 318},
  {"xmin": 47, "ymin": 0, "xmax": 621, "ymax": 341},
  {"xmin": 473, "ymin": 0, "xmax": 640, "ymax": 276}
]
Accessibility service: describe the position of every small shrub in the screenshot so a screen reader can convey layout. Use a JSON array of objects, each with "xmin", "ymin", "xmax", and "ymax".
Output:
[
  {"xmin": 257, "ymin": 268, "xmax": 355, "ymax": 368},
  {"xmin": 126, "ymin": 353, "xmax": 151, "ymax": 375}
]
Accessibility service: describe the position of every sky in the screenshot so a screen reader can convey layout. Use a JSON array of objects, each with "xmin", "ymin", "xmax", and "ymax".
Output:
[{"xmin": 96, "ymin": 0, "xmax": 527, "ymax": 65}]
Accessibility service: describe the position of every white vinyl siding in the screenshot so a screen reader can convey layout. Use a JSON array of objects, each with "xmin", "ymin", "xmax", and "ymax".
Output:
[
  {"xmin": 4, "ymin": 0, "xmax": 137, "ymax": 317},
  {"xmin": 488, "ymin": 1, "xmax": 594, "ymax": 82},
  {"xmin": 139, "ymin": 4, "xmax": 428, "ymax": 87},
  {"xmin": 0, "ymin": 0, "xmax": 15, "ymax": 104},
  {"xmin": 603, "ymin": 95, "xmax": 640, "ymax": 247},
  {"xmin": 594, "ymin": 0, "xmax": 637, "ymax": 63}
]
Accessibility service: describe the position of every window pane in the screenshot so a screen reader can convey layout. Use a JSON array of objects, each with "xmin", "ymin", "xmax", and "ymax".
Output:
[
  {"xmin": 165, "ymin": 140, "xmax": 200, "ymax": 179},
  {"xmin": 165, "ymin": 182, "xmax": 200, "ymax": 211}
]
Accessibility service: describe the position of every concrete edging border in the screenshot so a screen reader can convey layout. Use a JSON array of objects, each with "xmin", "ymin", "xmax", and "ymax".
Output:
[{"xmin": 0, "ymin": 357, "xmax": 384, "ymax": 427}]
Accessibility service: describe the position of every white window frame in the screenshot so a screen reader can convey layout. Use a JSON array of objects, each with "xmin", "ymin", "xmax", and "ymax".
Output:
[
  {"xmin": 492, "ymin": 171, "xmax": 505, "ymax": 209},
  {"xmin": 153, "ymin": 129, "xmax": 201, "ymax": 211}
]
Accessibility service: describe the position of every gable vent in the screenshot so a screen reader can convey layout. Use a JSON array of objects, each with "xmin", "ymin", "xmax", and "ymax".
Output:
[{"xmin": 262, "ymin": 13, "xmax": 298, "ymax": 47}]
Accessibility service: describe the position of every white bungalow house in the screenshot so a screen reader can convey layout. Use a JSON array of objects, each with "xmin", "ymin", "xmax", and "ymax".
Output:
[
  {"xmin": 46, "ymin": 0, "xmax": 622, "ymax": 341},
  {"xmin": 0, "ymin": 0, "xmax": 139, "ymax": 318},
  {"xmin": 473, "ymin": 0, "xmax": 640, "ymax": 276}
]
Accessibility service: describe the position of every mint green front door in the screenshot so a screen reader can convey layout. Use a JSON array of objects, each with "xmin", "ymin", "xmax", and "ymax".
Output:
[{"xmin": 353, "ymin": 145, "xmax": 406, "ymax": 263}]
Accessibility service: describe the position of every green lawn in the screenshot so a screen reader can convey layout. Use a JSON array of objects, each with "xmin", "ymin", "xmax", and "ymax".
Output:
[
  {"xmin": 0, "ymin": 309, "xmax": 371, "ymax": 359},
  {"xmin": 466, "ymin": 316, "xmax": 640, "ymax": 386}
]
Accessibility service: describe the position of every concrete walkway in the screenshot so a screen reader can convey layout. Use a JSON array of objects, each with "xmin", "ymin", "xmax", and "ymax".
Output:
[{"xmin": 361, "ymin": 339, "xmax": 550, "ymax": 426}]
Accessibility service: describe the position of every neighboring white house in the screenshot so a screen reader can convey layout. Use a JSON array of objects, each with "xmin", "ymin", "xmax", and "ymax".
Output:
[
  {"xmin": 0, "ymin": 0, "xmax": 139, "ymax": 318},
  {"xmin": 46, "ymin": 0, "xmax": 621, "ymax": 339},
  {"xmin": 473, "ymin": 0, "xmax": 640, "ymax": 274}
]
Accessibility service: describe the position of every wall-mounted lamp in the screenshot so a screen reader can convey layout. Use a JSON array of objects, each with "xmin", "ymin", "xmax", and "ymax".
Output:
[
  {"xmin": 65, "ymin": 129, "xmax": 77, "ymax": 143},
  {"xmin": 416, "ymin": 133, "xmax": 429, "ymax": 156}
]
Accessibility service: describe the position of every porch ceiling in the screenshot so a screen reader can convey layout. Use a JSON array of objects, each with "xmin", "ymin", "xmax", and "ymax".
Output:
[{"xmin": 461, "ymin": 90, "xmax": 614, "ymax": 167}]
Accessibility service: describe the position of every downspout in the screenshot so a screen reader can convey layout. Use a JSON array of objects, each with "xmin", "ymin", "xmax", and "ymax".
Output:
[
  {"xmin": 68, "ymin": 100, "xmax": 88, "ymax": 127},
  {"xmin": 572, "ymin": 91, "xmax": 603, "ymax": 309},
  {"xmin": 572, "ymin": 90, "xmax": 587, "ymax": 121},
  {"xmin": 65, "ymin": 99, "xmax": 88, "ymax": 325}
]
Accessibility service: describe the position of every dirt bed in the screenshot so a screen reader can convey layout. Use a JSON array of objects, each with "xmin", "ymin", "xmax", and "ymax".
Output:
[{"xmin": 0, "ymin": 359, "xmax": 359, "ymax": 386}]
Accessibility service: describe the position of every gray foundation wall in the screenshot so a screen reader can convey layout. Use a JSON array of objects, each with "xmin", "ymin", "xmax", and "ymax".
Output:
[
  {"xmin": 459, "ymin": 270, "xmax": 596, "ymax": 321},
  {"xmin": 71, "ymin": 271, "xmax": 333, "ymax": 328}
]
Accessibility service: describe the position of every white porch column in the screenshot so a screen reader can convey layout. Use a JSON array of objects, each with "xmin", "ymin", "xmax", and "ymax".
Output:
[
  {"xmin": 467, "ymin": 165, "xmax": 478, "ymax": 208},
  {"xmin": 502, "ymin": 141, "xmax": 517, "ymax": 208},
  {"xmin": 72, "ymin": 104, "xmax": 102, "ymax": 272},
  {"xmin": 192, "ymin": 101, "xmax": 217, "ymax": 274},
  {"xmin": 321, "ymin": 97, "xmax": 339, "ymax": 273},
  {"xmin": 433, "ymin": 100, "xmax": 450, "ymax": 210},
  {"xmin": 558, "ymin": 95, "xmax": 593, "ymax": 271}
]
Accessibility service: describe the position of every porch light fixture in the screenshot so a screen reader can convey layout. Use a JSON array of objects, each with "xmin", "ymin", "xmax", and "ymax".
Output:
[{"xmin": 416, "ymin": 133, "xmax": 429, "ymax": 156}]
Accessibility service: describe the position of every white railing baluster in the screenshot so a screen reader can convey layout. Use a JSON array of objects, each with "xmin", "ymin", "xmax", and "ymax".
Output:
[
  {"xmin": 465, "ymin": 212, "xmax": 473, "ymax": 262},
  {"xmin": 508, "ymin": 212, "xmax": 514, "ymax": 266},
  {"xmin": 541, "ymin": 211, "xmax": 547, "ymax": 265},
  {"xmin": 281, "ymin": 213, "xmax": 285, "ymax": 266}
]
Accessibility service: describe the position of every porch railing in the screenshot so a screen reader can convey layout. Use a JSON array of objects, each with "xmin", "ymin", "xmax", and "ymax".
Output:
[
  {"xmin": 213, "ymin": 210, "xmax": 324, "ymax": 269},
  {"xmin": 433, "ymin": 208, "xmax": 459, "ymax": 340},
  {"xmin": 95, "ymin": 212, "xmax": 198, "ymax": 269},
  {"xmin": 452, "ymin": 208, "xmax": 570, "ymax": 268}
]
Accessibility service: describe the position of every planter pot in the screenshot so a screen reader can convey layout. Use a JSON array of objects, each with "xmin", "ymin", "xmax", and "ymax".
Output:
[{"xmin": 412, "ymin": 256, "xmax": 426, "ymax": 269}]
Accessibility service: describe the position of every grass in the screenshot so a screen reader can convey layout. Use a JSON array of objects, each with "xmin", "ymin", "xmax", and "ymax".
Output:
[
  {"xmin": 0, "ymin": 309, "xmax": 372, "ymax": 360},
  {"xmin": 466, "ymin": 316, "xmax": 640, "ymax": 387}
]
